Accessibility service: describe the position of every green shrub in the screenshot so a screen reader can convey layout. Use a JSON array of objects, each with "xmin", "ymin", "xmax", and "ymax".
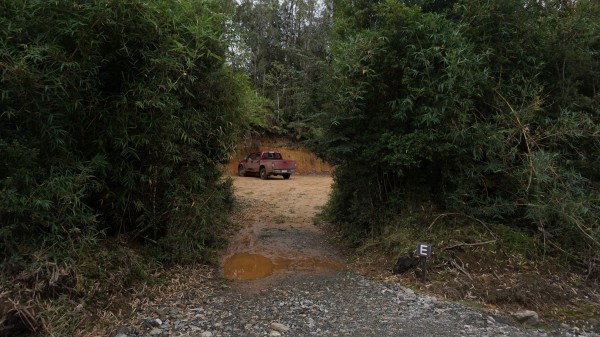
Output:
[
  {"xmin": 1, "ymin": 0, "xmax": 248, "ymax": 333},
  {"xmin": 316, "ymin": 0, "xmax": 600, "ymax": 270}
]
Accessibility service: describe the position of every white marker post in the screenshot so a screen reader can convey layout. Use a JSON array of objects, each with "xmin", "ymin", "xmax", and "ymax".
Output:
[{"xmin": 416, "ymin": 243, "xmax": 432, "ymax": 282}]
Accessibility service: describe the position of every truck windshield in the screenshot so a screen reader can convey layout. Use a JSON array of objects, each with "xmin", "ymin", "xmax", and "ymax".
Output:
[{"xmin": 262, "ymin": 152, "xmax": 282, "ymax": 159}]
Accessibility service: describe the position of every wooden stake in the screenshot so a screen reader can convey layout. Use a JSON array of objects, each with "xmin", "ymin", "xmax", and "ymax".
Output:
[{"xmin": 420, "ymin": 256, "xmax": 427, "ymax": 282}]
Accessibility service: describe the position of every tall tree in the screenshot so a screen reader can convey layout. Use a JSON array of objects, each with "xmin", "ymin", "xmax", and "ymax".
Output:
[{"xmin": 232, "ymin": 0, "xmax": 333, "ymax": 138}]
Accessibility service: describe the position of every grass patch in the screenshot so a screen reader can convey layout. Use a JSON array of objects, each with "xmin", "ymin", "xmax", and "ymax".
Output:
[
  {"xmin": 0, "ymin": 194, "xmax": 237, "ymax": 336},
  {"xmin": 0, "ymin": 238, "xmax": 157, "ymax": 336},
  {"xmin": 346, "ymin": 209, "xmax": 600, "ymax": 331},
  {"xmin": 547, "ymin": 302, "xmax": 600, "ymax": 329},
  {"xmin": 274, "ymin": 214, "xmax": 289, "ymax": 224}
]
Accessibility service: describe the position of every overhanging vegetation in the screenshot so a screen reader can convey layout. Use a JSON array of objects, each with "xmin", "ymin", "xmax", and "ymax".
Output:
[{"xmin": 313, "ymin": 0, "xmax": 599, "ymax": 275}]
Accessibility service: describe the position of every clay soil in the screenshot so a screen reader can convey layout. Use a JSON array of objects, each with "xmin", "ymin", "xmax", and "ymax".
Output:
[{"xmin": 221, "ymin": 174, "xmax": 345, "ymax": 282}]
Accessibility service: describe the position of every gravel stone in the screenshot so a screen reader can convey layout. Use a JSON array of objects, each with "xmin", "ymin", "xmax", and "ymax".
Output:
[
  {"xmin": 270, "ymin": 322, "xmax": 289, "ymax": 332},
  {"xmin": 120, "ymin": 270, "xmax": 600, "ymax": 337},
  {"xmin": 513, "ymin": 310, "xmax": 540, "ymax": 326},
  {"xmin": 148, "ymin": 327, "xmax": 162, "ymax": 336}
]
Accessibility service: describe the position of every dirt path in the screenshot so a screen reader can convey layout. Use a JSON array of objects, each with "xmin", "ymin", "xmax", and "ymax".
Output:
[
  {"xmin": 115, "ymin": 174, "xmax": 599, "ymax": 337},
  {"xmin": 220, "ymin": 175, "xmax": 344, "ymax": 281}
]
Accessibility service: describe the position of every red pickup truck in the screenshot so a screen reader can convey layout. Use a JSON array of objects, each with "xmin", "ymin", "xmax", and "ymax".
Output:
[{"xmin": 237, "ymin": 151, "xmax": 296, "ymax": 180}]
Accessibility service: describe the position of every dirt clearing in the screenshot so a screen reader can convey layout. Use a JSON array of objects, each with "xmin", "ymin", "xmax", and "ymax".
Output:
[{"xmin": 221, "ymin": 175, "xmax": 344, "ymax": 281}]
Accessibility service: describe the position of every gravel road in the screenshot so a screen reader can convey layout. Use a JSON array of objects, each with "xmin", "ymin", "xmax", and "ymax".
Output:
[{"xmin": 115, "ymin": 176, "xmax": 598, "ymax": 337}]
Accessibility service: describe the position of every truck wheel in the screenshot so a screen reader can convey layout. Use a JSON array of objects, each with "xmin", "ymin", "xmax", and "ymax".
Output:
[
  {"xmin": 238, "ymin": 165, "xmax": 246, "ymax": 177},
  {"xmin": 283, "ymin": 174, "xmax": 290, "ymax": 180},
  {"xmin": 259, "ymin": 167, "xmax": 268, "ymax": 180}
]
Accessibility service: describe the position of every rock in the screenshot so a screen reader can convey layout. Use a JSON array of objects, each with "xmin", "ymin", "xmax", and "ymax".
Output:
[
  {"xmin": 399, "ymin": 287, "xmax": 417, "ymax": 301},
  {"xmin": 402, "ymin": 287, "xmax": 415, "ymax": 296},
  {"xmin": 141, "ymin": 319, "xmax": 155, "ymax": 330},
  {"xmin": 149, "ymin": 327, "xmax": 163, "ymax": 336},
  {"xmin": 115, "ymin": 326, "xmax": 135, "ymax": 337},
  {"xmin": 269, "ymin": 331, "xmax": 282, "ymax": 337},
  {"xmin": 422, "ymin": 295, "xmax": 437, "ymax": 304},
  {"xmin": 201, "ymin": 331, "xmax": 213, "ymax": 337},
  {"xmin": 512, "ymin": 310, "xmax": 539, "ymax": 326},
  {"xmin": 155, "ymin": 318, "xmax": 163, "ymax": 326},
  {"xmin": 270, "ymin": 322, "xmax": 290, "ymax": 332},
  {"xmin": 392, "ymin": 251, "xmax": 418, "ymax": 274}
]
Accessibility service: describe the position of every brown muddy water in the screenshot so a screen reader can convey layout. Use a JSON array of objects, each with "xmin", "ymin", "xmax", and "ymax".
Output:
[{"xmin": 222, "ymin": 253, "xmax": 274, "ymax": 280}]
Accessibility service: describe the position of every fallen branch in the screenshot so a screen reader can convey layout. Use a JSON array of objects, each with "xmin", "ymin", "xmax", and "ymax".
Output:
[
  {"xmin": 450, "ymin": 258, "xmax": 473, "ymax": 281},
  {"xmin": 2, "ymin": 303, "xmax": 37, "ymax": 335},
  {"xmin": 444, "ymin": 240, "xmax": 497, "ymax": 250}
]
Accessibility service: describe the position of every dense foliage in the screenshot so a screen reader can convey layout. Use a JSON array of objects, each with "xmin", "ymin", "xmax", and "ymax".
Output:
[
  {"xmin": 1, "ymin": 1, "xmax": 247, "ymax": 329},
  {"xmin": 314, "ymin": 0, "xmax": 600, "ymax": 271}
]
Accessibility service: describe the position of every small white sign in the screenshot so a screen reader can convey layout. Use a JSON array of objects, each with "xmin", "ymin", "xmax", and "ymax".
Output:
[{"xmin": 417, "ymin": 243, "xmax": 432, "ymax": 257}]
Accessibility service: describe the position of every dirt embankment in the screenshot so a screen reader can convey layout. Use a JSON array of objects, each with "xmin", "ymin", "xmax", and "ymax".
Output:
[{"xmin": 224, "ymin": 138, "xmax": 333, "ymax": 175}]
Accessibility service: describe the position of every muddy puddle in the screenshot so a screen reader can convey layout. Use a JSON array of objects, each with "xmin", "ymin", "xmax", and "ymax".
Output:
[
  {"xmin": 222, "ymin": 175, "xmax": 345, "ymax": 282},
  {"xmin": 222, "ymin": 253, "xmax": 274, "ymax": 280},
  {"xmin": 223, "ymin": 252, "xmax": 345, "ymax": 281}
]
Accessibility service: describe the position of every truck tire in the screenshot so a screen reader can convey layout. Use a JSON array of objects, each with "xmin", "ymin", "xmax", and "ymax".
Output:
[
  {"xmin": 238, "ymin": 165, "xmax": 247, "ymax": 177},
  {"xmin": 283, "ymin": 174, "xmax": 290, "ymax": 180},
  {"xmin": 259, "ymin": 167, "xmax": 268, "ymax": 180}
]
